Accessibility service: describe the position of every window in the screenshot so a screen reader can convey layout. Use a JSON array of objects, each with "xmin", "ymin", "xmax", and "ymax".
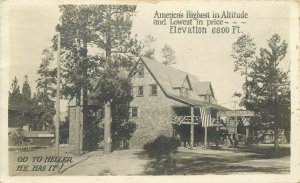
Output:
[
  {"xmin": 130, "ymin": 107, "xmax": 138, "ymax": 118},
  {"xmin": 204, "ymin": 94, "xmax": 211, "ymax": 102},
  {"xmin": 137, "ymin": 64, "xmax": 144, "ymax": 78},
  {"xmin": 150, "ymin": 84, "xmax": 157, "ymax": 96},
  {"xmin": 137, "ymin": 86, "xmax": 144, "ymax": 96},
  {"xmin": 179, "ymin": 87, "xmax": 190, "ymax": 97}
]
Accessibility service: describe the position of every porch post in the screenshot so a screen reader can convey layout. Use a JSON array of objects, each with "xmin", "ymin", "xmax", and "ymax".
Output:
[
  {"xmin": 190, "ymin": 106, "xmax": 194, "ymax": 149},
  {"xmin": 204, "ymin": 124, "xmax": 208, "ymax": 149},
  {"xmin": 246, "ymin": 125, "xmax": 249, "ymax": 138},
  {"xmin": 216, "ymin": 111, "xmax": 219, "ymax": 131},
  {"xmin": 204, "ymin": 108, "xmax": 210, "ymax": 149},
  {"xmin": 235, "ymin": 116, "xmax": 239, "ymax": 142}
]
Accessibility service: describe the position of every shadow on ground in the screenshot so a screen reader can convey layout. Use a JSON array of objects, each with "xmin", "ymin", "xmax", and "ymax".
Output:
[
  {"xmin": 226, "ymin": 146, "xmax": 290, "ymax": 158},
  {"xmin": 134, "ymin": 146, "xmax": 290, "ymax": 175}
]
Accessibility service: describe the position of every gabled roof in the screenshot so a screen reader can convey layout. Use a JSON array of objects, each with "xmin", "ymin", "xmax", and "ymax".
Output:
[
  {"xmin": 140, "ymin": 57, "xmax": 228, "ymax": 110},
  {"xmin": 141, "ymin": 57, "xmax": 197, "ymax": 99},
  {"xmin": 191, "ymin": 80, "xmax": 215, "ymax": 98},
  {"xmin": 68, "ymin": 57, "xmax": 229, "ymax": 111}
]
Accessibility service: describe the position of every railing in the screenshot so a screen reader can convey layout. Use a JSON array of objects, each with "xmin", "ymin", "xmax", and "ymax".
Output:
[{"xmin": 172, "ymin": 116, "xmax": 201, "ymax": 125}]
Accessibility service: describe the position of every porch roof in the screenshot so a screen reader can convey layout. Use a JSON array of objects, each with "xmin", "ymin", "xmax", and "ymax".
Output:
[{"xmin": 168, "ymin": 94, "xmax": 230, "ymax": 111}]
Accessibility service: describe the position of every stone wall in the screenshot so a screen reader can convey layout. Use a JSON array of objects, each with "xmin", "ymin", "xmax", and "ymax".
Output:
[
  {"xmin": 68, "ymin": 62, "xmax": 191, "ymax": 150},
  {"xmin": 128, "ymin": 64, "xmax": 184, "ymax": 148}
]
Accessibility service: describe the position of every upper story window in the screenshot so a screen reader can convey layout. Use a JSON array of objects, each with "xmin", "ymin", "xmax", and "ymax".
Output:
[
  {"xmin": 150, "ymin": 84, "xmax": 157, "ymax": 96},
  {"xmin": 137, "ymin": 86, "xmax": 144, "ymax": 96},
  {"xmin": 204, "ymin": 94, "xmax": 216, "ymax": 103},
  {"xmin": 204, "ymin": 95, "xmax": 209, "ymax": 102},
  {"xmin": 137, "ymin": 64, "xmax": 144, "ymax": 78}
]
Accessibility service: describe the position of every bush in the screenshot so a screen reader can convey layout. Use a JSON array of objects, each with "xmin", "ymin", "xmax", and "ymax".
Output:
[
  {"xmin": 143, "ymin": 135, "xmax": 180, "ymax": 175},
  {"xmin": 12, "ymin": 128, "xmax": 26, "ymax": 146},
  {"xmin": 143, "ymin": 136, "xmax": 180, "ymax": 161}
]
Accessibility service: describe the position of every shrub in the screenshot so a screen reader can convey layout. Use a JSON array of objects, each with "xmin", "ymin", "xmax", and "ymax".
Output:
[
  {"xmin": 143, "ymin": 135, "xmax": 180, "ymax": 175},
  {"xmin": 12, "ymin": 128, "xmax": 26, "ymax": 146},
  {"xmin": 143, "ymin": 136, "xmax": 180, "ymax": 161}
]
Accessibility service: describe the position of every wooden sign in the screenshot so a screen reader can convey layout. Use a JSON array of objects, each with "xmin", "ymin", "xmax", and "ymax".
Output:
[
  {"xmin": 218, "ymin": 110, "xmax": 255, "ymax": 117},
  {"xmin": 37, "ymin": 133, "xmax": 55, "ymax": 137}
]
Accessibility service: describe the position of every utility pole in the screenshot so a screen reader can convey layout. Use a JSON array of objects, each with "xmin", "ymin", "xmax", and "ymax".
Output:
[{"xmin": 55, "ymin": 31, "xmax": 61, "ymax": 173}]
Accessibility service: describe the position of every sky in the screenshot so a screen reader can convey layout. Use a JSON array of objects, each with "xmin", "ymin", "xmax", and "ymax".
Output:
[{"xmin": 6, "ymin": 1, "xmax": 292, "ymax": 111}]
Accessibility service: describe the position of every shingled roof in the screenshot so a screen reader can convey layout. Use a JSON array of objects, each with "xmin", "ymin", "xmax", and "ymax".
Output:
[
  {"xmin": 141, "ymin": 57, "xmax": 228, "ymax": 111},
  {"xmin": 68, "ymin": 57, "xmax": 229, "ymax": 111}
]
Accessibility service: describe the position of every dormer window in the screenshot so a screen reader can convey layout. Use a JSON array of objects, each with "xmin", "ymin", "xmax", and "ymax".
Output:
[
  {"xmin": 137, "ymin": 64, "xmax": 144, "ymax": 78},
  {"xmin": 175, "ymin": 75, "xmax": 192, "ymax": 97},
  {"xmin": 205, "ymin": 94, "xmax": 212, "ymax": 102},
  {"xmin": 179, "ymin": 87, "xmax": 190, "ymax": 97}
]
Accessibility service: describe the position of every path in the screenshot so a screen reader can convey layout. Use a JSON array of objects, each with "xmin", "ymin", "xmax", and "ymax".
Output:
[{"xmin": 9, "ymin": 145, "xmax": 290, "ymax": 175}]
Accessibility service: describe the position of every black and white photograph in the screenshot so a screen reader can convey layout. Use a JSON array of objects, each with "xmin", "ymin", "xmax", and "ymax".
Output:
[{"xmin": 1, "ymin": 0, "xmax": 299, "ymax": 182}]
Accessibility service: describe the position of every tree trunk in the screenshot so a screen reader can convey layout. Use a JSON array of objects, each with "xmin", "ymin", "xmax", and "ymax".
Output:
[
  {"xmin": 274, "ymin": 128, "xmax": 280, "ymax": 150},
  {"xmin": 82, "ymin": 41, "xmax": 89, "ymax": 151},
  {"xmin": 74, "ymin": 94, "xmax": 81, "ymax": 155},
  {"xmin": 104, "ymin": 101, "xmax": 112, "ymax": 154},
  {"xmin": 82, "ymin": 85, "xmax": 89, "ymax": 150},
  {"xmin": 103, "ymin": 6, "xmax": 113, "ymax": 154}
]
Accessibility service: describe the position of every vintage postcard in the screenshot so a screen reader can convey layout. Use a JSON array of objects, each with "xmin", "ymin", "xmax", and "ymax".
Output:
[{"xmin": 1, "ymin": 0, "xmax": 299, "ymax": 182}]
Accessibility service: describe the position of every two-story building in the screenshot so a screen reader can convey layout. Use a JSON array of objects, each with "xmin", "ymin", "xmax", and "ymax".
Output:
[
  {"xmin": 127, "ymin": 57, "xmax": 229, "ymax": 148},
  {"xmin": 68, "ymin": 57, "xmax": 229, "ymax": 150}
]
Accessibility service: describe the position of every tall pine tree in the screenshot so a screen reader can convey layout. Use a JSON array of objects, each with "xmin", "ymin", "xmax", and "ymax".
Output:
[
  {"xmin": 9, "ymin": 77, "xmax": 22, "ymax": 127},
  {"xmin": 47, "ymin": 5, "xmax": 142, "ymax": 152},
  {"xmin": 232, "ymin": 34, "xmax": 289, "ymax": 150},
  {"xmin": 9, "ymin": 77, "xmax": 21, "ymax": 99},
  {"xmin": 22, "ymin": 75, "xmax": 32, "ymax": 100},
  {"xmin": 36, "ymin": 48, "xmax": 57, "ymax": 98},
  {"xmin": 231, "ymin": 34, "xmax": 256, "ymax": 109},
  {"xmin": 90, "ymin": 5, "xmax": 141, "ymax": 152}
]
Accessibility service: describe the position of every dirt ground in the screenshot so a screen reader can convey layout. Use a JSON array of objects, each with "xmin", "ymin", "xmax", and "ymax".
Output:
[{"xmin": 9, "ymin": 144, "xmax": 290, "ymax": 176}]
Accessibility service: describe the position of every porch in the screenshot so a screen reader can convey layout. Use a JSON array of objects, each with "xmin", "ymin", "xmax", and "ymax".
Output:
[{"xmin": 171, "ymin": 105, "xmax": 220, "ymax": 149}]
